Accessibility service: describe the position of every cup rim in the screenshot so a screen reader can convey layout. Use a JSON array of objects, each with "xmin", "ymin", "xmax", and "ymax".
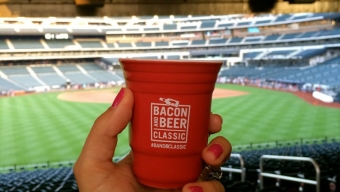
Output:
[{"xmin": 119, "ymin": 58, "xmax": 223, "ymax": 65}]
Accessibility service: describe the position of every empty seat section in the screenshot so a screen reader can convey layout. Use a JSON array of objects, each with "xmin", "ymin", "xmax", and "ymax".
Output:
[
  {"xmin": 0, "ymin": 39, "xmax": 9, "ymax": 49},
  {"xmin": 191, "ymin": 40, "xmax": 206, "ymax": 45},
  {"xmin": 263, "ymin": 35, "xmax": 280, "ymax": 41},
  {"xmin": 0, "ymin": 67, "xmax": 29, "ymax": 75},
  {"xmin": 291, "ymin": 15, "xmax": 309, "ymax": 20},
  {"xmin": 37, "ymin": 74, "xmax": 66, "ymax": 86},
  {"xmin": 180, "ymin": 26, "xmax": 197, "ymax": 30},
  {"xmin": 0, "ymin": 78, "xmax": 23, "ymax": 90},
  {"xmin": 244, "ymin": 38, "xmax": 262, "ymax": 43},
  {"xmin": 63, "ymin": 73, "xmax": 96, "ymax": 84},
  {"xmin": 80, "ymin": 64, "xmax": 103, "ymax": 71},
  {"xmin": 244, "ymin": 52, "xmax": 262, "ymax": 59},
  {"xmin": 255, "ymin": 20, "xmax": 271, "ymax": 25},
  {"xmin": 77, "ymin": 41, "xmax": 103, "ymax": 48},
  {"xmin": 10, "ymin": 39, "xmax": 44, "ymax": 49},
  {"xmin": 57, "ymin": 65, "xmax": 80, "ymax": 73},
  {"xmin": 88, "ymin": 71, "xmax": 123, "ymax": 82},
  {"xmin": 135, "ymin": 42, "xmax": 152, "ymax": 47},
  {"xmin": 10, "ymin": 75, "xmax": 44, "ymax": 88},
  {"xmin": 218, "ymin": 23, "xmax": 233, "ymax": 28},
  {"xmin": 317, "ymin": 28, "xmax": 340, "ymax": 36},
  {"xmin": 275, "ymin": 14, "xmax": 292, "ymax": 22},
  {"xmin": 172, "ymin": 42, "xmax": 188, "ymax": 46},
  {"xmin": 295, "ymin": 49, "xmax": 326, "ymax": 59},
  {"xmin": 209, "ymin": 39, "xmax": 227, "ymax": 44},
  {"xmin": 30, "ymin": 66, "xmax": 55, "ymax": 74},
  {"xmin": 163, "ymin": 24, "xmax": 177, "ymax": 30},
  {"xmin": 144, "ymin": 27, "xmax": 160, "ymax": 31},
  {"xmin": 267, "ymin": 50, "xmax": 295, "ymax": 57},
  {"xmin": 45, "ymin": 40, "xmax": 75, "ymax": 49},
  {"xmin": 299, "ymin": 31, "xmax": 318, "ymax": 38},
  {"xmin": 237, "ymin": 21, "xmax": 251, "ymax": 26},
  {"xmin": 200, "ymin": 21, "xmax": 215, "ymax": 28},
  {"xmin": 229, "ymin": 38, "xmax": 243, "ymax": 43},
  {"xmin": 117, "ymin": 42, "xmax": 132, "ymax": 48},
  {"xmin": 155, "ymin": 41, "xmax": 169, "ymax": 46},
  {"xmin": 281, "ymin": 33, "xmax": 300, "ymax": 40}
]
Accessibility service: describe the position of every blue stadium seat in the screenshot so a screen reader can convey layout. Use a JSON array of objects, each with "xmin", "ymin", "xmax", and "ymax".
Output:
[
  {"xmin": 209, "ymin": 39, "xmax": 227, "ymax": 44},
  {"xmin": 191, "ymin": 40, "xmax": 206, "ymax": 45},
  {"xmin": 155, "ymin": 41, "xmax": 169, "ymax": 47},
  {"xmin": 200, "ymin": 21, "xmax": 216, "ymax": 28},
  {"xmin": 135, "ymin": 42, "xmax": 152, "ymax": 47},
  {"xmin": 0, "ymin": 39, "xmax": 9, "ymax": 49},
  {"xmin": 10, "ymin": 39, "xmax": 44, "ymax": 49},
  {"xmin": 45, "ymin": 40, "xmax": 75, "ymax": 49},
  {"xmin": 77, "ymin": 41, "xmax": 103, "ymax": 48}
]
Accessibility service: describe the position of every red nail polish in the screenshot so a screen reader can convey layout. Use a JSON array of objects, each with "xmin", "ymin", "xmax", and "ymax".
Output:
[
  {"xmin": 208, "ymin": 144, "xmax": 223, "ymax": 159},
  {"xmin": 112, "ymin": 88, "xmax": 125, "ymax": 108},
  {"xmin": 189, "ymin": 186, "xmax": 203, "ymax": 192}
]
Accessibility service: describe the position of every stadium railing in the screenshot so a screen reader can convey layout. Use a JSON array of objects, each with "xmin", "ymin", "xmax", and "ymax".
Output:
[
  {"xmin": 221, "ymin": 153, "xmax": 246, "ymax": 182},
  {"xmin": 259, "ymin": 155, "xmax": 320, "ymax": 192}
]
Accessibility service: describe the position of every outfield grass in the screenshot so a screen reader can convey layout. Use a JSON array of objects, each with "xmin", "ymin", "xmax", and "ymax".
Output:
[{"xmin": 0, "ymin": 85, "xmax": 339, "ymax": 167}]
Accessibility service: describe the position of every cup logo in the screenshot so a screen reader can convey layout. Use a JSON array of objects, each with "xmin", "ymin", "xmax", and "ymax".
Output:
[{"xmin": 151, "ymin": 98, "xmax": 190, "ymax": 145}]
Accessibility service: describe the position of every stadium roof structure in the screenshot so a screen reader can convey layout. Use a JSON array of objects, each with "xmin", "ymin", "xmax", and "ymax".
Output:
[{"xmin": 0, "ymin": 13, "xmax": 339, "ymax": 36}]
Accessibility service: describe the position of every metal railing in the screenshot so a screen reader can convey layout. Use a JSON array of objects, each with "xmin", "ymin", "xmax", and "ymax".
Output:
[
  {"xmin": 259, "ymin": 155, "xmax": 320, "ymax": 192},
  {"xmin": 221, "ymin": 153, "xmax": 246, "ymax": 182}
]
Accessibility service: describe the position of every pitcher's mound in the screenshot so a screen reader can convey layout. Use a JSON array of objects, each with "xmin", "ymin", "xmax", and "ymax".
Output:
[{"xmin": 57, "ymin": 88, "xmax": 248, "ymax": 103}]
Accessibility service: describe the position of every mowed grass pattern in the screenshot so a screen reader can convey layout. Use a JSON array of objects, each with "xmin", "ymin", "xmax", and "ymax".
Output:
[
  {"xmin": 213, "ymin": 84, "xmax": 340, "ymax": 145},
  {"xmin": 0, "ymin": 85, "xmax": 339, "ymax": 167}
]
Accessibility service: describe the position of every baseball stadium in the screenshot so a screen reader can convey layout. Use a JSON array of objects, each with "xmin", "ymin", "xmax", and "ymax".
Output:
[{"xmin": 0, "ymin": 0, "xmax": 340, "ymax": 191}]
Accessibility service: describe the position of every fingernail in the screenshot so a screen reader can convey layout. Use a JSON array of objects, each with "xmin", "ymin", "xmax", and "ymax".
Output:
[
  {"xmin": 112, "ymin": 88, "xmax": 125, "ymax": 108},
  {"xmin": 189, "ymin": 186, "xmax": 203, "ymax": 192},
  {"xmin": 208, "ymin": 144, "xmax": 223, "ymax": 159}
]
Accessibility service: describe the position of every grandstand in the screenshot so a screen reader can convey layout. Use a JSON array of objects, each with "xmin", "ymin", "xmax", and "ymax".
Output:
[{"xmin": 1, "ymin": 12, "xmax": 340, "ymax": 192}]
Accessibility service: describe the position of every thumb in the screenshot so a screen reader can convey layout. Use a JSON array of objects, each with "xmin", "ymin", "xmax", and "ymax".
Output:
[{"xmin": 77, "ymin": 88, "xmax": 134, "ymax": 164}]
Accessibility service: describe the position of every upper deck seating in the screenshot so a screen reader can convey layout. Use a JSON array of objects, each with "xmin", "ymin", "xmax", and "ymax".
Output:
[
  {"xmin": 163, "ymin": 24, "xmax": 177, "ymax": 30},
  {"xmin": 77, "ymin": 41, "xmax": 103, "ymax": 48},
  {"xmin": 244, "ymin": 51, "xmax": 263, "ymax": 59},
  {"xmin": 88, "ymin": 71, "xmax": 123, "ymax": 82},
  {"xmin": 294, "ymin": 49, "xmax": 326, "ymax": 59},
  {"xmin": 135, "ymin": 42, "xmax": 152, "ymax": 47},
  {"xmin": 10, "ymin": 39, "xmax": 44, "ymax": 49},
  {"xmin": 155, "ymin": 41, "xmax": 169, "ymax": 47},
  {"xmin": 263, "ymin": 35, "xmax": 281, "ymax": 41},
  {"xmin": 229, "ymin": 38, "xmax": 243, "ymax": 43},
  {"xmin": 255, "ymin": 20, "xmax": 272, "ymax": 25},
  {"xmin": 36, "ymin": 74, "xmax": 66, "ymax": 86},
  {"xmin": 237, "ymin": 21, "xmax": 251, "ymax": 26},
  {"xmin": 200, "ymin": 21, "xmax": 216, "ymax": 28},
  {"xmin": 281, "ymin": 33, "xmax": 300, "ymax": 40},
  {"xmin": 191, "ymin": 40, "xmax": 206, "ymax": 45},
  {"xmin": 0, "ymin": 66, "xmax": 29, "ymax": 75},
  {"xmin": 45, "ymin": 40, "xmax": 75, "ymax": 49},
  {"xmin": 0, "ymin": 39, "xmax": 9, "ymax": 49},
  {"xmin": 209, "ymin": 39, "xmax": 227, "ymax": 44},
  {"xmin": 180, "ymin": 26, "xmax": 197, "ymax": 30},
  {"xmin": 56, "ymin": 65, "xmax": 80, "ymax": 73},
  {"xmin": 117, "ymin": 42, "xmax": 132, "ymax": 48},
  {"xmin": 275, "ymin": 14, "xmax": 292, "ymax": 22},
  {"xmin": 299, "ymin": 31, "xmax": 318, "ymax": 38}
]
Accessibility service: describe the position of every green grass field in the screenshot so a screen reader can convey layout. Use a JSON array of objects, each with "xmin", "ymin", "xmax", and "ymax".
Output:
[{"xmin": 0, "ymin": 84, "xmax": 339, "ymax": 167}]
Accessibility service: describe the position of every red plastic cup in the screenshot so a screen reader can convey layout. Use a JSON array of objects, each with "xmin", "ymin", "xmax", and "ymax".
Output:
[{"xmin": 119, "ymin": 59, "xmax": 222, "ymax": 189}]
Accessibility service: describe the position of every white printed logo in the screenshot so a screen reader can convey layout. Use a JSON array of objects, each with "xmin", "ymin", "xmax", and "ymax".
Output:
[{"xmin": 151, "ymin": 98, "xmax": 191, "ymax": 144}]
